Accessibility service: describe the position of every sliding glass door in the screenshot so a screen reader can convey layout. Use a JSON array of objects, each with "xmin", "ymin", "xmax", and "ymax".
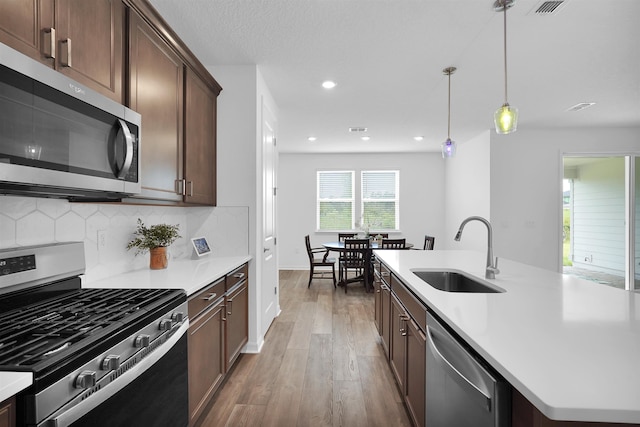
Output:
[{"xmin": 563, "ymin": 155, "xmax": 639, "ymax": 291}]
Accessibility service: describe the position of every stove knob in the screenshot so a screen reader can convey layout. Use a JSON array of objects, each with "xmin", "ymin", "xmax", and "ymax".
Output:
[
  {"xmin": 135, "ymin": 334, "xmax": 151, "ymax": 348},
  {"xmin": 159, "ymin": 318, "xmax": 173, "ymax": 331},
  {"xmin": 102, "ymin": 354, "xmax": 121, "ymax": 371},
  {"xmin": 74, "ymin": 370, "xmax": 96, "ymax": 389},
  {"xmin": 172, "ymin": 312, "xmax": 185, "ymax": 323}
]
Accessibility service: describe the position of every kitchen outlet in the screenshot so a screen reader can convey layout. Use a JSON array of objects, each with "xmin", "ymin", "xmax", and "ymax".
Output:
[{"xmin": 97, "ymin": 230, "xmax": 107, "ymax": 250}]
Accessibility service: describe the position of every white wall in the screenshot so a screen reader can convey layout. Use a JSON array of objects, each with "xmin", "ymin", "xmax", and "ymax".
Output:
[
  {"xmin": 488, "ymin": 127, "xmax": 640, "ymax": 272},
  {"xmin": 209, "ymin": 64, "xmax": 279, "ymax": 352},
  {"xmin": 278, "ymin": 152, "xmax": 445, "ymax": 269},
  {"xmin": 443, "ymin": 131, "xmax": 492, "ymax": 251}
]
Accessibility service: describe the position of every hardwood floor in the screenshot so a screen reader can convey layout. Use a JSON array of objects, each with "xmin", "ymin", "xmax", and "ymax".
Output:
[{"xmin": 196, "ymin": 269, "xmax": 412, "ymax": 427}]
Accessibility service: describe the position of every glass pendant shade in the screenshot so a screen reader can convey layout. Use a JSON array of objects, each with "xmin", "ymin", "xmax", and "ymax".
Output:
[
  {"xmin": 441, "ymin": 138, "xmax": 456, "ymax": 158},
  {"xmin": 494, "ymin": 103, "xmax": 518, "ymax": 134}
]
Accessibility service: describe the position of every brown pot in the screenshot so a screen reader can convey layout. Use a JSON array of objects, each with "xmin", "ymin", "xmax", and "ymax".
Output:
[{"xmin": 149, "ymin": 246, "xmax": 169, "ymax": 270}]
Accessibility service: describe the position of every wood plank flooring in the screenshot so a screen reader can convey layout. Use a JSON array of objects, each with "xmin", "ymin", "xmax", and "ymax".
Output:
[{"xmin": 196, "ymin": 270, "xmax": 412, "ymax": 427}]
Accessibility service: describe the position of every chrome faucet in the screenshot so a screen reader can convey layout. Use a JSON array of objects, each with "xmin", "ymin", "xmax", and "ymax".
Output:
[{"xmin": 454, "ymin": 216, "xmax": 500, "ymax": 279}]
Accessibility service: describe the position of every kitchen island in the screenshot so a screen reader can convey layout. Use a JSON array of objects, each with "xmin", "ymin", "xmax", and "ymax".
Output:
[{"xmin": 374, "ymin": 249, "xmax": 640, "ymax": 425}]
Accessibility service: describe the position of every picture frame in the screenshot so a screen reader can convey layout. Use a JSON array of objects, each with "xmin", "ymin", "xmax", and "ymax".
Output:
[{"xmin": 191, "ymin": 237, "xmax": 211, "ymax": 257}]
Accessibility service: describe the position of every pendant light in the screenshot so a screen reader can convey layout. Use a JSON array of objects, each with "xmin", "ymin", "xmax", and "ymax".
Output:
[
  {"xmin": 494, "ymin": 0, "xmax": 518, "ymax": 134},
  {"xmin": 441, "ymin": 66, "xmax": 457, "ymax": 158}
]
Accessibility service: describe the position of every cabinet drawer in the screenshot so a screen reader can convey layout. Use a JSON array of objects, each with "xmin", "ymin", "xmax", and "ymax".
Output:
[
  {"xmin": 189, "ymin": 277, "xmax": 225, "ymax": 318},
  {"xmin": 380, "ymin": 262, "xmax": 391, "ymax": 287},
  {"xmin": 391, "ymin": 273, "xmax": 427, "ymax": 331},
  {"xmin": 226, "ymin": 264, "xmax": 248, "ymax": 291}
]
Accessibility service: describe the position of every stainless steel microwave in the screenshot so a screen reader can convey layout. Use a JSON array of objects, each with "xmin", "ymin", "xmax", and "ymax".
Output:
[{"xmin": 0, "ymin": 43, "xmax": 141, "ymax": 200}]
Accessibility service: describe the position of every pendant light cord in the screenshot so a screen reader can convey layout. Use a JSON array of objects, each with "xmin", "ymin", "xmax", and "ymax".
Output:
[
  {"xmin": 503, "ymin": 1, "xmax": 508, "ymax": 104},
  {"xmin": 447, "ymin": 71, "xmax": 452, "ymax": 139}
]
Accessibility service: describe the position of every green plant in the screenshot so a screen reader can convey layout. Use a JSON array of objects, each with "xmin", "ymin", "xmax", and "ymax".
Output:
[{"xmin": 126, "ymin": 218, "xmax": 181, "ymax": 255}]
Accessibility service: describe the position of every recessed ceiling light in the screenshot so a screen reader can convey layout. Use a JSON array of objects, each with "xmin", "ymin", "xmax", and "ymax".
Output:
[
  {"xmin": 566, "ymin": 102, "xmax": 596, "ymax": 112},
  {"xmin": 307, "ymin": 136, "xmax": 317, "ymax": 142},
  {"xmin": 414, "ymin": 136, "xmax": 424, "ymax": 141},
  {"xmin": 361, "ymin": 136, "xmax": 371, "ymax": 141},
  {"xmin": 322, "ymin": 81, "xmax": 336, "ymax": 89}
]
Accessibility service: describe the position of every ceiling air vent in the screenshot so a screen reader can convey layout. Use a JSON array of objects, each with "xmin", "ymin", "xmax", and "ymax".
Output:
[
  {"xmin": 533, "ymin": 1, "xmax": 566, "ymax": 14},
  {"xmin": 348, "ymin": 127, "xmax": 368, "ymax": 133},
  {"xmin": 566, "ymin": 102, "xmax": 595, "ymax": 112}
]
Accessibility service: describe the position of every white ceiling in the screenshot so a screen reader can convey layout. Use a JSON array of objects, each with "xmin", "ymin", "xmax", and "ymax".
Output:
[{"xmin": 148, "ymin": 0, "xmax": 640, "ymax": 154}]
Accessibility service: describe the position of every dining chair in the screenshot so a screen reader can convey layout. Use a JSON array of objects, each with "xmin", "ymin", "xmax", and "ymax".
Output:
[
  {"xmin": 337, "ymin": 233, "xmax": 358, "ymax": 281},
  {"xmin": 340, "ymin": 238, "xmax": 370, "ymax": 293},
  {"xmin": 381, "ymin": 238, "xmax": 406, "ymax": 249},
  {"xmin": 305, "ymin": 235, "xmax": 337, "ymax": 288},
  {"xmin": 338, "ymin": 232, "xmax": 358, "ymax": 242},
  {"xmin": 423, "ymin": 235, "xmax": 435, "ymax": 250}
]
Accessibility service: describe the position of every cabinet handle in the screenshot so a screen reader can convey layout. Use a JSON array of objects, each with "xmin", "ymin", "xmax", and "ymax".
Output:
[
  {"xmin": 175, "ymin": 179, "xmax": 186, "ymax": 195},
  {"xmin": 233, "ymin": 272, "xmax": 245, "ymax": 280},
  {"xmin": 227, "ymin": 300, "xmax": 233, "ymax": 316},
  {"xmin": 399, "ymin": 314, "xmax": 409, "ymax": 335},
  {"xmin": 60, "ymin": 38, "xmax": 72, "ymax": 67},
  {"xmin": 187, "ymin": 180, "xmax": 193, "ymax": 197},
  {"xmin": 43, "ymin": 28, "xmax": 56, "ymax": 59},
  {"xmin": 202, "ymin": 292, "xmax": 217, "ymax": 301}
]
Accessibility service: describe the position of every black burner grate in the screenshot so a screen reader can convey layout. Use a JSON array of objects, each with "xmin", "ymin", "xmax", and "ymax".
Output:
[{"xmin": 0, "ymin": 287, "xmax": 183, "ymax": 368}]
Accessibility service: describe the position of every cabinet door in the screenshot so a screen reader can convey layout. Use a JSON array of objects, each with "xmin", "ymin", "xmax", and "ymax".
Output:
[
  {"xmin": 389, "ymin": 293, "xmax": 407, "ymax": 392},
  {"xmin": 184, "ymin": 67, "xmax": 217, "ymax": 205},
  {"xmin": 56, "ymin": 0, "xmax": 124, "ymax": 102},
  {"xmin": 129, "ymin": 10, "xmax": 184, "ymax": 203},
  {"xmin": 373, "ymin": 270, "xmax": 383, "ymax": 335},
  {"xmin": 381, "ymin": 282, "xmax": 391, "ymax": 357},
  {"xmin": 405, "ymin": 318, "xmax": 426, "ymax": 427},
  {"xmin": 0, "ymin": 396, "xmax": 15, "ymax": 427},
  {"xmin": 0, "ymin": 0, "xmax": 54, "ymax": 66},
  {"xmin": 188, "ymin": 299, "xmax": 225, "ymax": 426},
  {"xmin": 225, "ymin": 281, "xmax": 248, "ymax": 370}
]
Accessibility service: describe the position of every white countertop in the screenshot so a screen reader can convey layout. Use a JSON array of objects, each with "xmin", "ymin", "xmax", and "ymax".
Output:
[
  {"xmin": 0, "ymin": 255, "xmax": 251, "ymax": 404},
  {"xmin": 374, "ymin": 249, "xmax": 640, "ymax": 424},
  {"xmin": 82, "ymin": 255, "xmax": 252, "ymax": 296},
  {"xmin": 0, "ymin": 372, "xmax": 33, "ymax": 403}
]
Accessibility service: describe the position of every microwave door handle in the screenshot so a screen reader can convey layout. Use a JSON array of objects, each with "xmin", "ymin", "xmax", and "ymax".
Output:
[{"xmin": 114, "ymin": 119, "xmax": 134, "ymax": 179}]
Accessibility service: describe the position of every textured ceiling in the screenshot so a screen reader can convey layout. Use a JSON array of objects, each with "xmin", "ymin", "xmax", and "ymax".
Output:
[{"xmin": 149, "ymin": 0, "xmax": 640, "ymax": 154}]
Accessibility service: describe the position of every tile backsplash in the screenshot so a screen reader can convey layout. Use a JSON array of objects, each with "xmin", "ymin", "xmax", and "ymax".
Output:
[{"xmin": 0, "ymin": 195, "xmax": 248, "ymax": 282}]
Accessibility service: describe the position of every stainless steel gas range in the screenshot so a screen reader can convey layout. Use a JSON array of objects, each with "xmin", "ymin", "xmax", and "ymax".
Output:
[{"xmin": 0, "ymin": 242, "xmax": 189, "ymax": 427}]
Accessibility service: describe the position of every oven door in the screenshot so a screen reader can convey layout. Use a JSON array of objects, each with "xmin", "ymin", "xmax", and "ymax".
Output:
[{"xmin": 39, "ymin": 321, "xmax": 189, "ymax": 427}]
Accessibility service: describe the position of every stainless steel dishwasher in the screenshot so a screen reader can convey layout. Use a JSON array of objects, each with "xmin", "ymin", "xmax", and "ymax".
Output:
[{"xmin": 426, "ymin": 312, "xmax": 511, "ymax": 427}]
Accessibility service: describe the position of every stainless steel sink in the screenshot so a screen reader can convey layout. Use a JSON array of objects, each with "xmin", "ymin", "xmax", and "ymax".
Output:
[{"xmin": 412, "ymin": 270, "xmax": 505, "ymax": 293}]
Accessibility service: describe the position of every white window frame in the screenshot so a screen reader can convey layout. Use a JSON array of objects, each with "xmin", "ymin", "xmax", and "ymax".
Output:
[
  {"xmin": 316, "ymin": 170, "xmax": 355, "ymax": 231},
  {"xmin": 360, "ymin": 170, "xmax": 400, "ymax": 232}
]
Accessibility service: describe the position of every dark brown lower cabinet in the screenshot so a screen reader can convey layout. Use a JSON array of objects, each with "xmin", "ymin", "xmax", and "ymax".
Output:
[
  {"xmin": 375, "ymin": 257, "xmax": 427, "ymax": 427},
  {"xmin": 405, "ymin": 318, "xmax": 426, "ymax": 427},
  {"xmin": 188, "ymin": 297, "xmax": 225, "ymax": 426},
  {"xmin": 0, "ymin": 396, "xmax": 15, "ymax": 427},
  {"xmin": 389, "ymin": 293, "xmax": 407, "ymax": 392},
  {"xmin": 187, "ymin": 263, "xmax": 249, "ymax": 427},
  {"xmin": 225, "ymin": 280, "xmax": 248, "ymax": 370},
  {"xmin": 512, "ymin": 388, "xmax": 640, "ymax": 427}
]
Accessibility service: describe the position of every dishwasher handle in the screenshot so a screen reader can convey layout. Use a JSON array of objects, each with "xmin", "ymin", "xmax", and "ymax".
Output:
[{"xmin": 426, "ymin": 324, "xmax": 492, "ymax": 411}]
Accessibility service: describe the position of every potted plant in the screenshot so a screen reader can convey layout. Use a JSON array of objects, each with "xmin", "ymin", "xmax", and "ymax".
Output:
[{"xmin": 126, "ymin": 218, "xmax": 181, "ymax": 269}]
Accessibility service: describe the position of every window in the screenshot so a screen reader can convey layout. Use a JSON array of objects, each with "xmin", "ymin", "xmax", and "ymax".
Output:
[
  {"xmin": 317, "ymin": 170, "xmax": 399, "ymax": 232},
  {"xmin": 362, "ymin": 170, "xmax": 399, "ymax": 230},
  {"xmin": 317, "ymin": 171, "xmax": 354, "ymax": 230}
]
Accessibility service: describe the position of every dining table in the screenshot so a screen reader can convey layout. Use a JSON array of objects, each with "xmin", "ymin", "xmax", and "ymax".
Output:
[{"xmin": 322, "ymin": 240, "xmax": 414, "ymax": 291}]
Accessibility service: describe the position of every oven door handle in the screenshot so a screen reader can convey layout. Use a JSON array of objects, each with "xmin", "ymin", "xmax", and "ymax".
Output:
[{"xmin": 41, "ymin": 319, "xmax": 189, "ymax": 427}]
